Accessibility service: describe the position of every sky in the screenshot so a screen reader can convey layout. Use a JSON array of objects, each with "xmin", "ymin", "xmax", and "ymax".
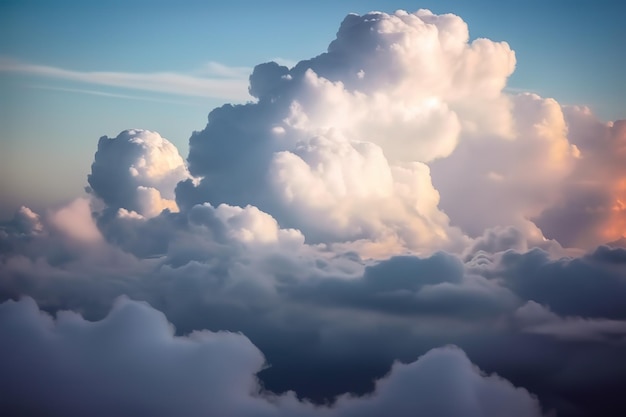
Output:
[{"xmin": 1, "ymin": 1, "xmax": 626, "ymax": 417}]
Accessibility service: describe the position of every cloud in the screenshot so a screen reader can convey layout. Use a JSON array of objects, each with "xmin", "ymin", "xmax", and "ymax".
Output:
[
  {"xmin": 87, "ymin": 129, "xmax": 190, "ymax": 218},
  {"xmin": 534, "ymin": 107, "xmax": 626, "ymax": 248},
  {"xmin": 0, "ymin": 296, "xmax": 272, "ymax": 417},
  {"xmin": 0, "ymin": 57, "xmax": 251, "ymax": 101},
  {"xmin": 6, "ymin": 206, "xmax": 43, "ymax": 236},
  {"xmin": 0, "ymin": 296, "xmax": 543, "ymax": 417},
  {"xmin": 283, "ymin": 252, "xmax": 518, "ymax": 319},
  {"xmin": 3, "ymin": 201, "xmax": 626, "ymax": 416},
  {"xmin": 515, "ymin": 300, "xmax": 626, "ymax": 342},
  {"xmin": 177, "ymin": 9, "xmax": 524, "ymax": 254},
  {"xmin": 493, "ymin": 246, "xmax": 626, "ymax": 319},
  {"xmin": 430, "ymin": 93, "xmax": 578, "ymax": 238},
  {"xmin": 2, "ymin": 7, "xmax": 626, "ymax": 417},
  {"xmin": 28, "ymin": 84, "xmax": 209, "ymax": 105},
  {"xmin": 47, "ymin": 197, "xmax": 103, "ymax": 243}
]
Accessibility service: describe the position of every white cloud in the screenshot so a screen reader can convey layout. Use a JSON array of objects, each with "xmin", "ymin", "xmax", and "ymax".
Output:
[
  {"xmin": 47, "ymin": 197, "xmax": 103, "ymax": 243},
  {"xmin": 269, "ymin": 132, "xmax": 462, "ymax": 256},
  {"xmin": 180, "ymin": 9, "xmax": 525, "ymax": 255},
  {"xmin": 0, "ymin": 57, "xmax": 251, "ymax": 101},
  {"xmin": 211, "ymin": 203, "xmax": 305, "ymax": 247},
  {"xmin": 28, "ymin": 84, "xmax": 208, "ymax": 105},
  {"xmin": 431, "ymin": 92, "xmax": 578, "ymax": 239},
  {"xmin": 88, "ymin": 129, "xmax": 190, "ymax": 217},
  {"xmin": 534, "ymin": 107, "xmax": 626, "ymax": 247}
]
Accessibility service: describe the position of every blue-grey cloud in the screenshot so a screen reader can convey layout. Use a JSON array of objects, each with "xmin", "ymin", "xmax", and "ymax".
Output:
[{"xmin": 0, "ymin": 296, "xmax": 543, "ymax": 417}]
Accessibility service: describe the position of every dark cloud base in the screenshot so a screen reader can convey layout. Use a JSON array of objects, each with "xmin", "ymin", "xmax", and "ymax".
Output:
[{"xmin": 2, "ymin": 230, "xmax": 626, "ymax": 416}]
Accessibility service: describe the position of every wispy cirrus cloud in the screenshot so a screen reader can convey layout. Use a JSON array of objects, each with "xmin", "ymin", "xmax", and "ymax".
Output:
[
  {"xmin": 28, "ymin": 85, "xmax": 208, "ymax": 106},
  {"xmin": 0, "ymin": 57, "xmax": 252, "ymax": 101}
]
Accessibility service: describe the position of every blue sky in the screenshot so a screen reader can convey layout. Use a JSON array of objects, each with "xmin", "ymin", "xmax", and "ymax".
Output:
[{"xmin": 1, "ymin": 0, "xmax": 624, "ymax": 218}]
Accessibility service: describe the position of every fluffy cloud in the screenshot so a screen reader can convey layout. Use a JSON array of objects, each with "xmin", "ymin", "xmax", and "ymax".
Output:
[
  {"xmin": 0, "ymin": 296, "xmax": 542, "ymax": 417},
  {"xmin": 174, "ymin": 10, "xmax": 602, "ymax": 254},
  {"xmin": 534, "ymin": 107, "xmax": 626, "ymax": 248},
  {"xmin": 430, "ymin": 93, "xmax": 578, "ymax": 238},
  {"xmin": 88, "ymin": 129, "xmax": 189, "ymax": 218},
  {"xmin": 3, "ymin": 207, "xmax": 626, "ymax": 416},
  {"xmin": 1, "ymin": 7, "xmax": 626, "ymax": 417},
  {"xmin": 177, "ymin": 9, "xmax": 525, "ymax": 254},
  {"xmin": 268, "ymin": 132, "xmax": 461, "ymax": 255},
  {"xmin": 0, "ymin": 296, "xmax": 272, "ymax": 417},
  {"xmin": 48, "ymin": 197, "xmax": 103, "ymax": 243}
]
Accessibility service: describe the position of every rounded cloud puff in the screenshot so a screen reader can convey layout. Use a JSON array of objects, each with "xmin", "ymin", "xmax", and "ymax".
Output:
[{"xmin": 88, "ymin": 129, "xmax": 189, "ymax": 218}]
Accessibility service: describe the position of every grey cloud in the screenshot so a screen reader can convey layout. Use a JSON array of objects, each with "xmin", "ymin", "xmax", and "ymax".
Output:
[
  {"xmin": 282, "ymin": 252, "xmax": 518, "ymax": 319},
  {"xmin": 515, "ymin": 300, "xmax": 626, "ymax": 342},
  {"xmin": 4, "ymin": 213, "xmax": 626, "ymax": 416},
  {"xmin": 494, "ymin": 246, "xmax": 626, "ymax": 320},
  {"xmin": 0, "ymin": 296, "xmax": 543, "ymax": 417},
  {"xmin": 0, "ymin": 296, "xmax": 273, "ymax": 417}
]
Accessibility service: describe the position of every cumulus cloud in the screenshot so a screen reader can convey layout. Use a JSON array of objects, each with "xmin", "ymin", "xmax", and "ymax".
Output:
[
  {"xmin": 534, "ymin": 107, "xmax": 626, "ymax": 248},
  {"xmin": 88, "ymin": 129, "xmax": 190, "ymax": 218},
  {"xmin": 2, "ymin": 7, "xmax": 626, "ymax": 417},
  {"xmin": 3, "ymin": 205, "xmax": 626, "ymax": 416},
  {"xmin": 176, "ymin": 10, "xmax": 528, "ymax": 254},
  {"xmin": 0, "ymin": 296, "xmax": 543, "ymax": 417},
  {"xmin": 430, "ymin": 93, "xmax": 578, "ymax": 238},
  {"xmin": 0, "ymin": 296, "xmax": 272, "ymax": 417}
]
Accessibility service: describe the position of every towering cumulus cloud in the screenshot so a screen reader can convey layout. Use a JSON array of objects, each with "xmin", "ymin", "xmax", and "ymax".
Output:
[
  {"xmin": 1, "ymin": 9, "xmax": 625, "ymax": 417},
  {"xmin": 177, "ymin": 10, "xmax": 523, "ymax": 255}
]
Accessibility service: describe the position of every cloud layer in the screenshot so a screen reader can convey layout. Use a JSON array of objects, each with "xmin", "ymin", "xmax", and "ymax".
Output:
[
  {"xmin": 0, "ymin": 296, "xmax": 542, "ymax": 417},
  {"xmin": 1, "ymin": 8, "xmax": 626, "ymax": 417}
]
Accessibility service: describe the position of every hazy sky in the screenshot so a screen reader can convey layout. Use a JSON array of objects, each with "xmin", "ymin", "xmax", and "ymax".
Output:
[
  {"xmin": 2, "ymin": 3, "xmax": 626, "ymax": 417},
  {"xmin": 1, "ymin": 0, "xmax": 624, "ymax": 218}
]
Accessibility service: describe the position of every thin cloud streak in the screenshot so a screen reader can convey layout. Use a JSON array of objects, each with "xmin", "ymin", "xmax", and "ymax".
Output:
[
  {"xmin": 0, "ymin": 57, "xmax": 252, "ymax": 101},
  {"xmin": 28, "ymin": 85, "xmax": 208, "ymax": 106}
]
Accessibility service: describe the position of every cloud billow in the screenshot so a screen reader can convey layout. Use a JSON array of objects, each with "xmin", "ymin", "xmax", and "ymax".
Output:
[
  {"xmin": 0, "ymin": 296, "xmax": 543, "ymax": 417},
  {"xmin": 88, "ymin": 129, "xmax": 189, "ymax": 218},
  {"xmin": 1, "ymin": 8, "xmax": 626, "ymax": 417}
]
